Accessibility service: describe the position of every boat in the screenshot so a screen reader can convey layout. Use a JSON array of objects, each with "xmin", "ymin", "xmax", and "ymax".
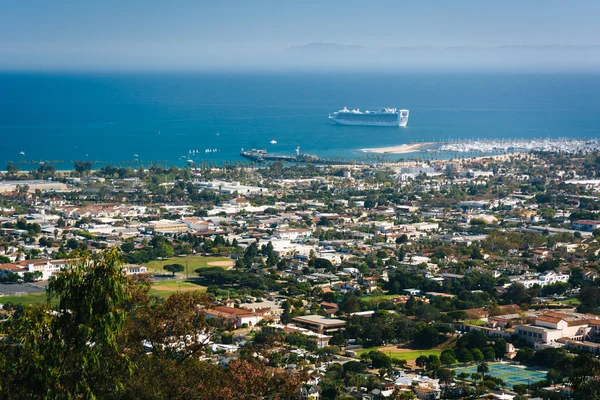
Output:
[
  {"xmin": 19, "ymin": 151, "xmax": 25, "ymax": 156},
  {"xmin": 329, "ymin": 107, "xmax": 409, "ymax": 127},
  {"xmin": 270, "ymin": 140, "xmax": 277, "ymax": 144}
]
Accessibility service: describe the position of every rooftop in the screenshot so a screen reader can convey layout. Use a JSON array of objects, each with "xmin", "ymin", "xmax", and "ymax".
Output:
[{"xmin": 292, "ymin": 315, "xmax": 346, "ymax": 326}]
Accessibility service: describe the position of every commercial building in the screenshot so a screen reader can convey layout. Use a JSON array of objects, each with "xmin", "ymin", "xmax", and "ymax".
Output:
[{"xmin": 291, "ymin": 315, "xmax": 346, "ymax": 335}]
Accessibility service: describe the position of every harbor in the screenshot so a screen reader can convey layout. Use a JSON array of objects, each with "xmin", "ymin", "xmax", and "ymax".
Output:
[
  {"xmin": 438, "ymin": 138, "xmax": 600, "ymax": 154},
  {"xmin": 363, "ymin": 138, "xmax": 600, "ymax": 156}
]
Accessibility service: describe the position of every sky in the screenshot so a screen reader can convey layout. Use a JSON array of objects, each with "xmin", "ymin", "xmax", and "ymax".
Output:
[{"xmin": 2, "ymin": 0, "xmax": 600, "ymax": 70}]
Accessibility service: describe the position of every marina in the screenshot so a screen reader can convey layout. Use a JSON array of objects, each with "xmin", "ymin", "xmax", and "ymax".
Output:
[
  {"xmin": 364, "ymin": 138, "xmax": 600, "ymax": 156},
  {"xmin": 438, "ymin": 138, "xmax": 600, "ymax": 154}
]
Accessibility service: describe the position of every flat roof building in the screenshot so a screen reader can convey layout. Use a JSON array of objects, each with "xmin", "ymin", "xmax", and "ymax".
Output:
[{"xmin": 291, "ymin": 315, "xmax": 346, "ymax": 335}]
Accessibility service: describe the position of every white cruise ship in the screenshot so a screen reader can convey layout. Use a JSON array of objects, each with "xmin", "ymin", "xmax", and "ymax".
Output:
[{"xmin": 328, "ymin": 107, "xmax": 409, "ymax": 127}]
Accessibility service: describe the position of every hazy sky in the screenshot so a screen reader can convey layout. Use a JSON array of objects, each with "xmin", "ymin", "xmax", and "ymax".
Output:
[{"xmin": 2, "ymin": 0, "xmax": 600, "ymax": 70}]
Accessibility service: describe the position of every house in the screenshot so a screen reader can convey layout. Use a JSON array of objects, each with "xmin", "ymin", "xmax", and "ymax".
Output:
[
  {"xmin": 572, "ymin": 220, "xmax": 600, "ymax": 232},
  {"xmin": 283, "ymin": 325, "xmax": 332, "ymax": 348},
  {"xmin": 300, "ymin": 385, "xmax": 320, "ymax": 399},
  {"xmin": 205, "ymin": 306, "xmax": 263, "ymax": 328},
  {"xmin": 414, "ymin": 387, "xmax": 441, "ymax": 400},
  {"xmin": 518, "ymin": 271, "xmax": 570, "ymax": 288},
  {"xmin": 320, "ymin": 301, "xmax": 339, "ymax": 315},
  {"xmin": 0, "ymin": 258, "xmax": 71, "ymax": 280},
  {"xmin": 123, "ymin": 264, "xmax": 148, "ymax": 275}
]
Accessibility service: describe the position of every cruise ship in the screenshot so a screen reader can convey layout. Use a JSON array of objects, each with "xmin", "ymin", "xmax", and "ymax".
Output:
[{"xmin": 328, "ymin": 107, "xmax": 409, "ymax": 127}]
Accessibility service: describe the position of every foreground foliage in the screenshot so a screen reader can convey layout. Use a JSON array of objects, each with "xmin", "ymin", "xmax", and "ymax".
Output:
[{"xmin": 0, "ymin": 249, "xmax": 305, "ymax": 400}]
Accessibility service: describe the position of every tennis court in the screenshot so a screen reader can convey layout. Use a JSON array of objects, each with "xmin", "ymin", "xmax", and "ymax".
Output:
[{"xmin": 453, "ymin": 362, "xmax": 547, "ymax": 387}]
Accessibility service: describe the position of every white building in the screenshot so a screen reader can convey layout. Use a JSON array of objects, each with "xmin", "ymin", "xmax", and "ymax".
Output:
[
  {"xmin": 518, "ymin": 271, "xmax": 569, "ymax": 288},
  {"xmin": 515, "ymin": 311, "xmax": 592, "ymax": 347}
]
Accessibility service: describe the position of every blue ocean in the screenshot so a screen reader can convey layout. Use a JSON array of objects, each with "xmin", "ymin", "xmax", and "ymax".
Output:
[{"xmin": 1, "ymin": 72, "xmax": 600, "ymax": 170}]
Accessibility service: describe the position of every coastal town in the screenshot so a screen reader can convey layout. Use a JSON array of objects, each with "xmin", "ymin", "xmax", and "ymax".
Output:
[{"xmin": 3, "ymin": 147, "xmax": 600, "ymax": 399}]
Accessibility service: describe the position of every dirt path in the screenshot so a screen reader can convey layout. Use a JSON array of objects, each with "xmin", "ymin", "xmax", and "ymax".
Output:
[{"xmin": 207, "ymin": 260, "xmax": 235, "ymax": 267}]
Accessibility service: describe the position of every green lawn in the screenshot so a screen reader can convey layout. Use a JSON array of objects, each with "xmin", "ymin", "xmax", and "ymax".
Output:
[
  {"xmin": 0, "ymin": 291, "xmax": 48, "ymax": 305},
  {"xmin": 0, "ymin": 280, "xmax": 207, "ymax": 305},
  {"xmin": 559, "ymin": 297, "xmax": 581, "ymax": 306},
  {"xmin": 358, "ymin": 294, "xmax": 403, "ymax": 301},
  {"xmin": 356, "ymin": 347, "xmax": 442, "ymax": 361},
  {"xmin": 143, "ymin": 255, "xmax": 233, "ymax": 275},
  {"xmin": 148, "ymin": 279, "xmax": 207, "ymax": 299}
]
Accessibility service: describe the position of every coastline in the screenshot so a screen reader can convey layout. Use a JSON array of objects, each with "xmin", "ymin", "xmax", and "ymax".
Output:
[{"xmin": 361, "ymin": 142, "xmax": 435, "ymax": 154}]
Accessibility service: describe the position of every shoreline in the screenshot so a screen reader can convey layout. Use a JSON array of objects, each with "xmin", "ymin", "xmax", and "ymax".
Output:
[{"xmin": 361, "ymin": 142, "xmax": 436, "ymax": 154}]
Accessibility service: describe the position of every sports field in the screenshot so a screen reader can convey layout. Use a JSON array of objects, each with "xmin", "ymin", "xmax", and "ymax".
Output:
[
  {"xmin": 143, "ymin": 255, "xmax": 233, "ymax": 274},
  {"xmin": 0, "ymin": 291, "xmax": 48, "ymax": 305},
  {"xmin": 356, "ymin": 347, "xmax": 442, "ymax": 361},
  {"xmin": 453, "ymin": 362, "xmax": 547, "ymax": 387},
  {"xmin": 148, "ymin": 279, "xmax": 206, "ymax": 298}
]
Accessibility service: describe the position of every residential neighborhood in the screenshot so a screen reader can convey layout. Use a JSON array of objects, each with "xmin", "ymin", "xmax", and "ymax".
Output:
[{"xmin": 3, "ymin": 150, "xmax": 600, "ymax": 399}]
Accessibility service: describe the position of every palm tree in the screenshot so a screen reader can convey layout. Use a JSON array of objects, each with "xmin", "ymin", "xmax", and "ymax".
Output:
[{"xmin": 477, "ymin": 361, "xmax": 489, "ymax": 381}]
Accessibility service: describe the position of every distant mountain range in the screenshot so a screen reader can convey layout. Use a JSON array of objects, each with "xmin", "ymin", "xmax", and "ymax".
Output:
[
  {"xmin": 285, "ymin": 42, "xmax": 600, "ymax": 52},
  {"xmin": 275, "ymin": 42, "xmax": 600, "ymax": 70}
]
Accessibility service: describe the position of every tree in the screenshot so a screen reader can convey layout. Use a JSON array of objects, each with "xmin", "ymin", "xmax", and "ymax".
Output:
[
  {"xmin": 440, "ymin": 349, "xmax": 457, "ymax": 365},
  {"xmin": 6, "ymin": 162, "xmax": 19, "ymax": 175},
  {"xmin": 390, "ymin": 388, "xmax": 416, "ymax": 399},
  {"xmin": 395, "ymin": 234, "xmax": 408, "ymax": 244},
  {"xmin": 74, "ymin": 160, "xmax": 93, "ymax": 176},
  {"xmin": 163, "ymin": 263, "xmax": 184, "ymax": 276},
  {"xmin": 412, "ymin": 323, "xmax": 440, "ymax": 348},
  {"xmin": 416, "ymin": 355, "xmax": 429, "ymax": 369},
  {"xmin": 456, "ymin": 348, "xmax": 474, "ymax": 363},
  {"xmin": 427, "ymin": 355, "xmax": 442, "ymax": 371},
  {"xmin": 578, "ymin": 286, "xmax": 600, "ymax": 313},
  {"xmin": 437, "ymin": 368, "xmax": 455, "ymax": 398},
  {"xmin": 0, "ymin": 249, "xmax": 131, "ymax": 399},
  {"xmin": 368, "ymin": 350, "xmax": 392, "ymax": 369},
  {"xmin": 470, "ymin": 246, "xmax": 484, "ymax": 260},
  {"xmin": 313, "ymin": 258, "xmax": 333, "ymax": 270},
  {"xmin": 472, "ymin": 348, "xmax": 484, "ymax": 362},
  {"xmin": 570, "ymin": 353, "xmax": 600, "ymax": 400},
  {"xmin": 340, "ymin": 292, "xmax": 360, "ymax": 314},
  {"xmin": 414, "ymin": 304, "xmax": 441, "ymax": 323},
  {"xmin": 23, "ymin": 271, "xmax": 43, "ymax": 282},
  {"xmin": 448, "ymin": 310, "xmax": 468, "ymax": 322},
  {"xmin": 483, "ymin": 346, "xmax": 496, "ymax": 360},
  {"xmin": 477, "ymin": 362, "xmax": 489, "ymax": 381},
  {"xmin": 515, "ymin": 347, "xmax": 535, "ymax": 364}
]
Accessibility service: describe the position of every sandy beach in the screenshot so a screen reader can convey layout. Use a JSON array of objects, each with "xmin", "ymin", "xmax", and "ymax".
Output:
[{"xmin": 362, "ymin": 142, "xmax": 436, "ymax": 154}]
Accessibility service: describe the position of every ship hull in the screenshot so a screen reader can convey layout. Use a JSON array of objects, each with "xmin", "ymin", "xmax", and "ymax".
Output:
[{"xmin": 330, "ymin": 118, "xmax": 408, "ymax": 127}]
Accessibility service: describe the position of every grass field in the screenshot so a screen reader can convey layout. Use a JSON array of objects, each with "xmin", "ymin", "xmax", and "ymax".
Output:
[
  {"xmin": 0, "ymin": 278, "xmax": 208, "ymax": 305},
  {"xmin": 0, "ymin": 291, "xmax": 48, "ymax": 305},
  {"xmin": 356, "ymin": 347, "xmax": 442, "ymax": 361},
  {"xmin": 148, "ymin": 279, "xmax": 207, "ymax": 298},
  {"xmin": 143, "ymin": 255, "xmax": 233, "ymax": 275},
  {"xmin": 358, "ymin": 294, "xmax": 403, "ymax": 301},
  {"xmin": 559, "ymin": 297, "xmax": 581, "ymax": 306}
]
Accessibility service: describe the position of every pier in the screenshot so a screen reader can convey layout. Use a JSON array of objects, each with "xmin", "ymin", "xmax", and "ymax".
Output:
[{"xmin": 240, "ymin": 147, "xmax": 350, "ymax": 165}]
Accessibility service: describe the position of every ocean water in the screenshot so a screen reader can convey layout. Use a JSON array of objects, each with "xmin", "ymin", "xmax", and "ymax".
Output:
[{"xmin": 1, "ymin": 72, "xmax": 600, "ymax": 170}]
